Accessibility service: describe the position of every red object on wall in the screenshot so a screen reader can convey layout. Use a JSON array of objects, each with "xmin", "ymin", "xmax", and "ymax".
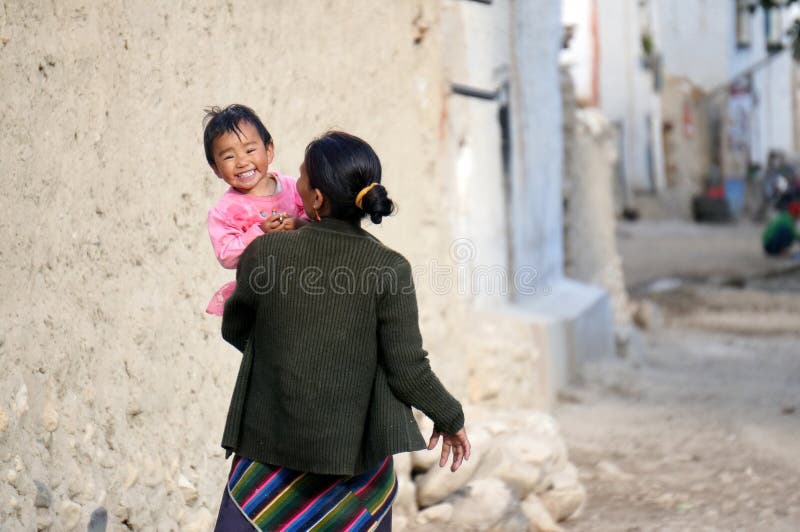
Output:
[
  {"xmin": 788, "ymin": 201, "xmax": 800, "ymax": 219},
  {"xmin": 706, "ymin": 186, "xmax": 726, "ymax": 199},
  {"xmin": 683, "ymin": 101, "xmax": 695, "ymax": 138}
]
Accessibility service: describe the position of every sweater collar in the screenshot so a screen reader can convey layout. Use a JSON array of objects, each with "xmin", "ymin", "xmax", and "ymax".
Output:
[{"xmin": 308, "ymin": 216, "xmax": 367, "ymax": 237}]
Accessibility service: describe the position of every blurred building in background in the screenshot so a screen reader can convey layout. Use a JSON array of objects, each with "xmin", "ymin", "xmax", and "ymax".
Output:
[
  {"xmin": 562, "ymin": 0, "xmax": 800, "ymax": 219},
  {"xmin": 655, "ymin": 0, "xmax": 800, "ymax": 218},
  {"xmin": 444, "ymin": 0, "xmax": 614, "ymax": 408},
  {"xmin": 563, "ymin": 0, "xmax": 666, "ymax": 212}
]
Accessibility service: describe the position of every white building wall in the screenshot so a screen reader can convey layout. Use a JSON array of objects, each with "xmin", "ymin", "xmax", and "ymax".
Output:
[
  {"xmin": 653, "ymin": 0, "xmax": 732, "ymax": 92},
  {"xmin": 445, "ymin": 0, "xmax": 510, "ymax": 309},
  {"xmin": 442, "ymin": 1, "xmax": 614, "ymax": 407},
  {"xmin": 653, "ymin": 0, "xmax": 797, "ymax": 165},
  {"xmin": 742, "ymin": 3, "xmax": 798, "ymax": 163},
  {"xmin": 595, "ymin": 0, "xmax": 631, "ymax": 126},
  {"xmin": 565, "ymin": 0, "xmax": 796, "ymax": 192},
  {"xmin": 755, "ymin": 52, "xmax": 796, "ymax": 161},
  {"xmin": 731, "ymin": 6, "xmax": 766, "ymax": 78},
  {"xmin": 562, "ymin": 0, "xmax": 595, "ymax": 103},
  {"xmin": 732, "ymin": 2, "xmax": 793, "ymax": 166},
  {"xmin": 519, "ymin": 0, "xmax": 616, "ymax": 396},
  {"xmin": 513, "ymin": 0, "xmax": 565, "ymax": 282},
  {"xmin": 595, "ymin": 0, "xmax": 664, "ymax": 192},
  {"xmin": 448, "ymin": 0, "xmax": 572, "ymax": 285}
]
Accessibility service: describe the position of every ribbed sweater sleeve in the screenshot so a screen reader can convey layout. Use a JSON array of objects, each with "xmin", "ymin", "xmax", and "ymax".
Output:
[
  {"xmin": 376, "ymin": 257, "xmax": 465, "ymax": 435},
  {"xmin": 221, "ymin": 240, "xmax": 259, "ymax": 353}
]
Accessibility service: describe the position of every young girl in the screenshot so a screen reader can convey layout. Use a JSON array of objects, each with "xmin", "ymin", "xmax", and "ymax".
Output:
[{"xmin": 203, "ymin": 104, "xmax": 308, "ymax": 315}]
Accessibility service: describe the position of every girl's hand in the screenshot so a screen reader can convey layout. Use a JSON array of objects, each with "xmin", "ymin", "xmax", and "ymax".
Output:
[
  {"xmin": 427, "ymin": 427, "xmax": 471, "ymax": 472},
  {"xmin": 280, "ymin": 216, "xmax": 298, "ymax": 231},
  {"xmin": 260, "ymin": 214, "xmax": 284, "ymax": 233}
]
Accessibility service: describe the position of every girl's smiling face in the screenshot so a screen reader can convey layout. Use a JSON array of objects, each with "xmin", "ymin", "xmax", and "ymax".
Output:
[{"xmin": 211, "ymin": 120, "xmax": 274, "ymax": 195}]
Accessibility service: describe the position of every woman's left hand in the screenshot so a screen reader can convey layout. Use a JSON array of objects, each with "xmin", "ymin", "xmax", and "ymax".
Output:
[{"xmin": 427, "ymin": 427, "xmax": 471, "ymax": 472}]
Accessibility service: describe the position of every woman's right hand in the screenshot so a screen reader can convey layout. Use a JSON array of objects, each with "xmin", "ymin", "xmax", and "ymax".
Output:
[{"xmin": 427, "ymin": 427, "xmax": 471, "ymax": 472}]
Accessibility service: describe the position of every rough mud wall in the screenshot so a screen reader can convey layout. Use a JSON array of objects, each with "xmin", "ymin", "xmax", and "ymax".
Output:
[
  {"xmin": 658, "ymin": 76, "xmax": 714, "ymax": 220},
  {"xmin": 562, "ymin": 69, "xmax": 633, "ymax": 333},
  {"xmin": 0, "ymin": 2, "xmax": 461, "ymax": 529},
  {"xmin": 661, "ymin": 76, "xmax": 713, "ymax": 190}
]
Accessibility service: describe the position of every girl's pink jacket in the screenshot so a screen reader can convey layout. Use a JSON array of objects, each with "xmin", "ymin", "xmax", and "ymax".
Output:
[{"xmin": 206, "ymin": 173, "xmax": 308, "ymax": 315}]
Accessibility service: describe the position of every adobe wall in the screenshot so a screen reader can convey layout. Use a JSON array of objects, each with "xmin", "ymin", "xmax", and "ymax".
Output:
[{"xmin": 0, "ymin": 2, "xmax": 461, "ymax": 528}]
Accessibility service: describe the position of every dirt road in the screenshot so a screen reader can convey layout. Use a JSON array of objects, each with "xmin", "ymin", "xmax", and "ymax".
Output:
[
  {"xmin": 556, "ymin": 220, "xmax": 800, "ymax": 531},
  {"xmin": 616, "ymin": 220, "xmax": 798, "ymax": 289}
]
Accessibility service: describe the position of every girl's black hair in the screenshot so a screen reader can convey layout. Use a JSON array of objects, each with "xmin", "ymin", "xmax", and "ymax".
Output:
[
  {"xmin": 203, "ymin": 104, "xmax": 272, "ymax": 166},
  {"xmin": 304, "ymin": 131, "xmax": 395, "ymax": 224}
]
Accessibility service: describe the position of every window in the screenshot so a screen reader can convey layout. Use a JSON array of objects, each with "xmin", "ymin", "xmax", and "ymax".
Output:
[
  {"xmin": 765, "ymin": 5, "xmax": 784, "ymax": 53},
  {"xmin": 736, "ymin": 0, "xmax": 753, "ymax": 49}
]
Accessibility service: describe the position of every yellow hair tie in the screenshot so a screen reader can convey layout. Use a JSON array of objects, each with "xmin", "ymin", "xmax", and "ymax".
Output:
[{"xmin": 355, "ymin": 183, "xmax": 379, "ymax": 209}]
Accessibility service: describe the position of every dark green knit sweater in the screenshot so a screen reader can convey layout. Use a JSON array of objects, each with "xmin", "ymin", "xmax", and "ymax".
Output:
[{"xmin": 220, "ymin": 217, "xmax": 465, "ymax": 476}]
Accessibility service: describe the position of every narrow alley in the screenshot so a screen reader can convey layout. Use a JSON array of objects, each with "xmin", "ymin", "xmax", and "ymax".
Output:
[{"xmin": 558, "ymin": 220, "xmax": 800, "ymax": 531}]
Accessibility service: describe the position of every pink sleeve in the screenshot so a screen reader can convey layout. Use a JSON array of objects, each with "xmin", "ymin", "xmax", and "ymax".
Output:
[{"xmin": 207, "ymin": 206, "xmax": 264, "ymax": 269}]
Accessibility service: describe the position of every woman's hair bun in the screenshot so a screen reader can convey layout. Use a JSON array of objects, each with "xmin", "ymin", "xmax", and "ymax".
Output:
[
  {"xmin": 304, "ymin": 131, "xmax": 398, "ymax": 223},
  {"xmin": 360, "ymin": 183, "xmax": 395, "ymax": 224}
]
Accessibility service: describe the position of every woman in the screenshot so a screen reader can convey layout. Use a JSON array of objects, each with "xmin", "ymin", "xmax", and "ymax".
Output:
[{"xmin": 214, "ymin": 131, "xmax": 470, "ymax": 531}]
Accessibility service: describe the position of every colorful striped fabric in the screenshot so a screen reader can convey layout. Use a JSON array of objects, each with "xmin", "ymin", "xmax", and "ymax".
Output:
[{"xmin": 226, "ymin": 455, "xmax": 396, "ymax": 531}]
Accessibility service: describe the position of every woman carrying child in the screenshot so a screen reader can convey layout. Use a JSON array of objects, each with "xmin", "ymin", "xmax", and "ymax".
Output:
[{"xmin": 213, "ymin": 131, "xmax": 470, "ymax": 531}]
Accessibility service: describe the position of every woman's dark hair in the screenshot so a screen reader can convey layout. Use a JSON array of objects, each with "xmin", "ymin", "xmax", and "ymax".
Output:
[
  {"xmin": 304, "ymin": 131, "xmax": 395, "ymax": 224},
  {"xmin": 202, "ymin": 104, "xmax": 272, "ymax": 167}
]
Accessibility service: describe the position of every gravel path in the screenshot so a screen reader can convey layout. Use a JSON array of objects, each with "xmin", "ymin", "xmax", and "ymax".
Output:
[
  {"xmin": 616, "ymin": 220, "xmax": 798, "ymax": 290},
  {"xmin": 558, "ymin": 329, "xmax": 800, "ymax": 531},
  {"xmin": 555, "ymin": 220, "xmax": 800, "ymax": 531}
]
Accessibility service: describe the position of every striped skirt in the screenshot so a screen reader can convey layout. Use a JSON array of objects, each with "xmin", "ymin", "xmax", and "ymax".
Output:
[{"xmin": 219, "ymin": 455, "xmax": 397, "ymax": 531}]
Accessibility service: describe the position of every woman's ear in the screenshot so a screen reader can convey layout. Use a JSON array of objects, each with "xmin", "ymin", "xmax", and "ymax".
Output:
[{"xmin": 313, "ymin": 188, "xmax": 325, "ymax": 212}]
